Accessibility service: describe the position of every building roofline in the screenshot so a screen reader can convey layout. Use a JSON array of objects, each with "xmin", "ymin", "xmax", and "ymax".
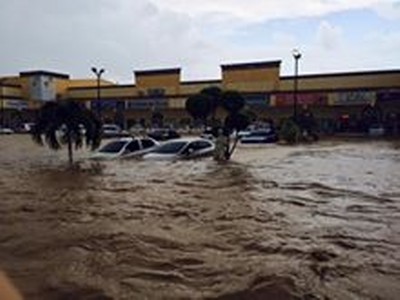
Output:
[
  {"xmin": 181, "ymin": 79, "xmax": 221, "ymax": 85},
  {"xmin": 67, "ymin": 85, "xmax": 400, "ymax": 102},
  {"xmin": 221, "ymin": 60, "xmax": 281, "ymax": 71},
  {"xmin": 281, "ymin": 69, "xmax": 400, "ymax": 80},
  {"xmin": 68, "ymin": 84, "xmax": 135, "ymax": 90},
  {"xmin": 19, "ymin": 70, "xmax": 70, "ymax": 79},
  {"xmin": 134, "ymin": 68, "xmax": 181, "ymax": 76},
  {"xmin": 274, "ymin": 86, "xmax": 400, "ymax": 93}
]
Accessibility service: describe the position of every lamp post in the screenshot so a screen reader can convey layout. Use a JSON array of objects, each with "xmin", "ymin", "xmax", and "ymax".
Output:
[
  {"xmin": 292, "ymin": 49, "xmax": 301, "ymax": 120},
  {"xmin": 91, "ymin": 67, "xmax": 105, "ymax": 120},
  {"xmin": 0, "ymin": 79, "xmax": 6, "ymax": 128}
]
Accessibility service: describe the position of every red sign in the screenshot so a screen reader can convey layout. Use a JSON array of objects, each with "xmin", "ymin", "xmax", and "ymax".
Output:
[{"xmin": 275, "ymin": 93, "xmax": 327, "ymax": 106}]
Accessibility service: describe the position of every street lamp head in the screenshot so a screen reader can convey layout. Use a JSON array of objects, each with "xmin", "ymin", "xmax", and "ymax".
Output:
[
  {"xmin": 292, "ymin": 48, "xmax": 302, "ymax": 60},
  {"xmin": 91, "ymin": 67, "xmax": 105, "ymax": 76}
]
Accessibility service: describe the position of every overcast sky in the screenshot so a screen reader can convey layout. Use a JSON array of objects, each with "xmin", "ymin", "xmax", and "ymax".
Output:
[{"xmin": 0, "ymin": 0, "xmax": 399, "ymax": 83}]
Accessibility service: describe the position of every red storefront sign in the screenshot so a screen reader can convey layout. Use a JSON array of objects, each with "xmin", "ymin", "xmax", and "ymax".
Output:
[{"xmin": 275, "ymin": 93, "xmax": 327, "ymax": 106}]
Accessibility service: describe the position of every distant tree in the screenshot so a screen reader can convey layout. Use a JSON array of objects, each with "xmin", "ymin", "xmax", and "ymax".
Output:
[
  {"xmin": 241, "ymin": 107, "xmax": 258, "ymax": 123},
  {"xmin": 32, "ymin": 101, "xmax": 102, "ymax": 166},
  {"xmin": 279, "ymin": 118, "xmax": 301, "ymax": 144},
  {"xmin": 185, "ymin": 93, "xmax": 213, "ymax": 128}
]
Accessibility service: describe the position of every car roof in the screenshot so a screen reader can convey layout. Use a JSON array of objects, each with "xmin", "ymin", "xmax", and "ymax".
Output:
[
  {"xmin": 108, "ymin": 136, "xmax": 158, "ymax": 142},
  {"xmin": 164, "ymin": 137, "xmax": 212, "ymax": 143}
]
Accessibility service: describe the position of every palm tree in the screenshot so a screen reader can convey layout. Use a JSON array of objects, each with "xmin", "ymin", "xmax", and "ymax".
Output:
[
  {"xmin": 32, "ymin": 101, "xmax": 102, "ymax": 166},
  {"xmin": 185, "ymin": 93, "xmax": 213, "ymax": 128},
  {"xmin": 224, "ymin": 112, "xmax": 250, "ymax": 159},
  {"xmin": 221, "ymin": 90, "xmax": 245, "ymax": 114},
  {"xmin": 185, "ymin": 88, "xmax": 250, "ymax": 160},
  {"xmin": 200, "ymin": 86, "xmax": 222, "ymax": 121},
  {"xmin": 221, "ymin": 90, "xmax": 249, "ymax": 159}
]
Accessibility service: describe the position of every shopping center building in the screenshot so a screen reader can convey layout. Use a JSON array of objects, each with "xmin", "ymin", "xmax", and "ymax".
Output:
[{"xmin": 1, "ymin": 60, "xmax": 399, "ymax": 133}]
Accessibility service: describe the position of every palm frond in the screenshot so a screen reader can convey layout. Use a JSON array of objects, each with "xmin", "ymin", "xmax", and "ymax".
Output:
[{"xmin": 31, "ymin": 100, "xmax": 103, "ymax": 163}]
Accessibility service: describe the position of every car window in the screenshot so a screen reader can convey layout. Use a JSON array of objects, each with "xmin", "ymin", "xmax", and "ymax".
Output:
[
  {"xmin": 153, "ymin": 141, "xmax": 187, "ymax": 154},
  {"xmin": 250, "ymin": 130, "xmax": 268, "ymax": 136},
  {"xmin": 126, "ymin": 140, "xmax": 140, "ymax": 152},
  {"xmin": 141, "ymin": 139, "xmax": 156, "ymax": 149},
  {"xmin": 99, "ymin": 141, "xmax": 127, "ymax": 153},
  {"xmin": 191, "ymin": 141, "xmax": 212, "ymax": 150}
]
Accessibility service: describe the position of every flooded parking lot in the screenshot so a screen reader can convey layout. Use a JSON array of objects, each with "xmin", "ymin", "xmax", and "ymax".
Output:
[{"xmin": 0, "ymin": 135, "xmax": 399, "ymax": 299}]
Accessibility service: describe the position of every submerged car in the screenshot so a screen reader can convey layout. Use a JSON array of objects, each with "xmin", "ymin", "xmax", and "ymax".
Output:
[
  {"xmin": 143, "ymin": 138, "xmax": 215, "ymax": 160},
  {"xmin": 240, "ymin": 129, "xmax": 278, "ymax": 144},
  {"xmin": 91, "ymin": 137, "xmax": 159, "ymax": 160}
]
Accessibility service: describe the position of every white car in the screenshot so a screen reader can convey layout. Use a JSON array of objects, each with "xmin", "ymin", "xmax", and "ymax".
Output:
[
  {"xmin": 91, "ymin": 137, "xmax": 159, "ymax": 160},
  {"xmin": 102, "ymin": 124, "xmax": 128, "ymax": 138},
  {"xmin": 143, "ymin": 138, "xmax": 215, "ymax": 160},
  {"xmin": 0, "ymin": 127, "xmax": 14, "ymax": 135}
]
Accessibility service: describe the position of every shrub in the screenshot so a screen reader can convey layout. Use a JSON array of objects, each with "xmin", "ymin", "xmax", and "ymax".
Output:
[{"xmin": 279, "ymin": 118, "xmax": 301, "ymax": 144}]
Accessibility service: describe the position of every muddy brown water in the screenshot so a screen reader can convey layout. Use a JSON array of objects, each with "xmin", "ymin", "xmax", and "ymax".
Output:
[{"xmin": 0, "ymin": 135, "xmax": 399, "ymax": 300}]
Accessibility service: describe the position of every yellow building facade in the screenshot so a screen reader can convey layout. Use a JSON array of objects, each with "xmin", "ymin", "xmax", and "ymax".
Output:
[{"xmin": 1, "ymin": 61, "xmax": 400, "ymax": 133}]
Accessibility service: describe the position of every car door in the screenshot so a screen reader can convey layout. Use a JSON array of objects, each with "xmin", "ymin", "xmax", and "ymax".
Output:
[
  {"xmin": 122, "ymin": 139, "xmax": 141, "ymax": 158},
  {"xmin": 137, "ymin": 138, "xmax": 158, "ymax": 155},
  {"xmin": 193, "ymin": 140, "xmax": 213, "ymax": 157},
  {"xmin": 183, "ymin": 140, "xmax": 213, "ymax": 158}
]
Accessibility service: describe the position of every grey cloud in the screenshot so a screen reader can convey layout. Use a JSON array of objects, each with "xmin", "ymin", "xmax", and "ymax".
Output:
[{"xmin": 0, "ymin": 0, "xmax": 220, "ymax": 82}]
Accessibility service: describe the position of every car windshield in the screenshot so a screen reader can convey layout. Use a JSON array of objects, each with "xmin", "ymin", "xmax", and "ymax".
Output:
[
  {"xmin": 249, "ymin": 130, "xmax": 269, "ymax": 136},
  {"xmin": 98, "ymin": 141, "xmax": 127, "ymax": 153},
  {"xmin": 153, "ymin": 141, "xmax": 187, "ymax": 154}
]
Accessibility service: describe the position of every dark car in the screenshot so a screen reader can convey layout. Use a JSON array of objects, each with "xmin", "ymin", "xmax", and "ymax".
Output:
[
  {"xmin": 240, "ymin": 129, "xmax": 278, "ymax": 144},
  {"xmin": 147, "ymin": 129, "xmax": 180, "ymax": 141}
]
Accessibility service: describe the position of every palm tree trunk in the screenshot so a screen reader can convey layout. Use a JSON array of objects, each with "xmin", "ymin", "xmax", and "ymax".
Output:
[
  {"xmin": 227, "ymin": 133, "xmax": 240, "ymax": 160},
  {"xmin": 67, "ymin": 131, "xmax": 73, "ymax": 166}
]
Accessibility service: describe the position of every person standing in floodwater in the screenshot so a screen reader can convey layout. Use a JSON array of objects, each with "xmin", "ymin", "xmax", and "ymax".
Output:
[{"xmin": 213, "ymin": 128, "xmax": 228, "ymax": 161}]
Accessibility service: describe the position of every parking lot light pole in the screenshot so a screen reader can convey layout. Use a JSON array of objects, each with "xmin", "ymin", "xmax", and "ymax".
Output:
[
  {"xmin": 292, "ymin": 49, "xmax": 301, "ymax": 120},
  {"xmin": 91, "ymin": 67, "xmax": 105, "ymax": 120},
  {"xmin": 0, "ymin": 79, "xmax": 6, "ymax": 128}
]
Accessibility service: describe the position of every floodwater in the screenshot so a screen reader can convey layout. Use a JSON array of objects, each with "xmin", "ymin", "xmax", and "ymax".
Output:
[{"xmin": 0, "ymin": 135, "xmax": 399, "ymax": 300}]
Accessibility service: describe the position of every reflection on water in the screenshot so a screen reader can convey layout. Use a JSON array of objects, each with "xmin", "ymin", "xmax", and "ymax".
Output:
[{"xmin": 1, "ymin": 135, "xmax": 400, "ymax": 299}]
